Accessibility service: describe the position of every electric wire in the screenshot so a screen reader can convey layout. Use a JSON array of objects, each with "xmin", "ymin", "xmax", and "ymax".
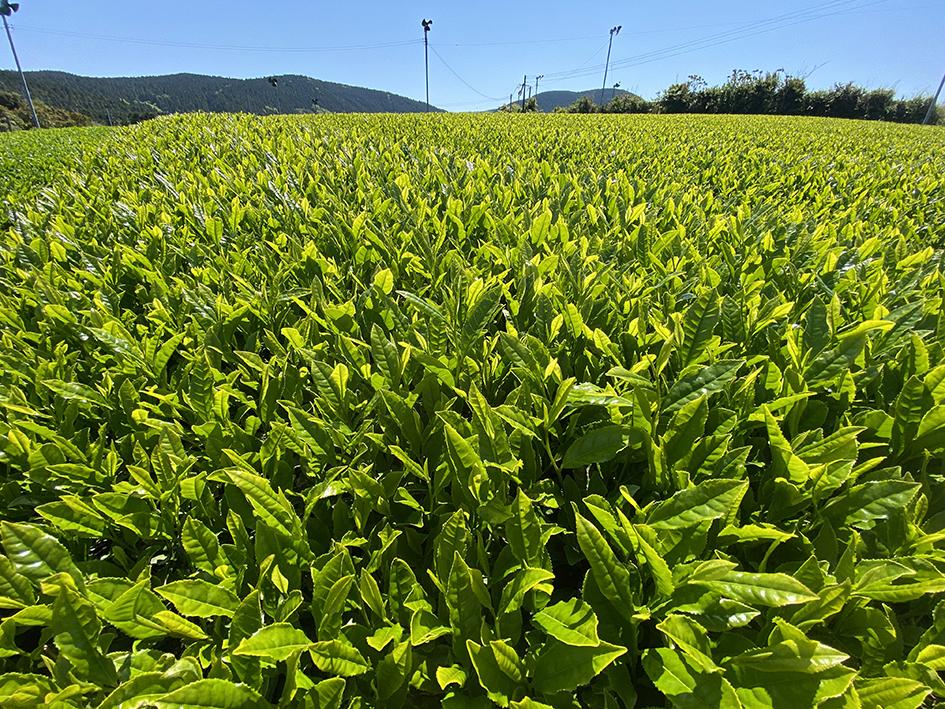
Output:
[
  {"xmin": 434, "ymin": 1, "xmax": 889, "ymax": 110},
  {"xmin": 9, "ymin": 0, "xmax": 911, "ymax": 111},
  {"xmin": 543, "ymin": 0, "xmax": 866, "ymax": 79},
  {"xmin": 542, "ymin": 0, "xmax": 890, "ymax": 85},
  {"xmin": 429, "ymin": 44, "xmax": 506, "ymax": 101},
  {"xmin": 603, "ymin": 0, "xmax": 892, "ymax": 74},
  {"xmin": 10, "ymin": 24, "xmax": 420, "ymax": 53}
]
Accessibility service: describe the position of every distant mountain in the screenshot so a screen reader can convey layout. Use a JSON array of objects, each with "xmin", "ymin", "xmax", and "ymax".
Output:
[
  {"xmin": 532, "ymin": 88, "xmax": 639, "ymax": 112},
  {"xmin": 0, "ymin": 71, "xmax": 440, "ymax": 124}
]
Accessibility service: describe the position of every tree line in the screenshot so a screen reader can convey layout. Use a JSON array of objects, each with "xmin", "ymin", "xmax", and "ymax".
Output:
[
  {"xmin": 0, "ymin": 90, "xmax": 94, "ymax": 131},
  {"xmin": 0, "ymin": 71, "xmax": 437, "ymax": 127},
  {"xmin": 557, "ymin": 70, "xmax": 941, "ymax": 124}
]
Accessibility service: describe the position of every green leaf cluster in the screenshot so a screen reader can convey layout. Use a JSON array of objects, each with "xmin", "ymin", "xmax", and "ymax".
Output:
[{"xmin": 0, "ymin": 113, "xmax": 943, "ymax": 707}]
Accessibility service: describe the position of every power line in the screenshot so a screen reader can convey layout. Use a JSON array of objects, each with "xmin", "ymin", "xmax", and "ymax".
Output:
[
  {"xmin": 437, "ymin": 85, "xmax": 521, "ymax": 109},
  {"xmin": 543, "ymin": 0, "xmax": 862, "ymax": 79},
  {"xmin": 542, "ymin": 0, "xmax": 884, "ymax": 85},
  {"xmin": 429, "ymin": 44, "xmax": 506, "ymax": 101},
  {"xmin": 423, "ymin": 19, "xmax": 801, "ymax": 48},
  {"xmin": 2, "ymin": 24, "xmax": 753, "ymax": 53},
  {"xmin": 573, "ymin": 39, "xmax": 611, "ymax": 73},
  {"xmin": 544, "ymin": 2, "xmax": 851, "ymax": 81},
  {"xmin": 436, "ymin": 35, "xmax": 599, "ymax": 48},
  {"xmin": 437, "ymin": 97, "xmax": 507, "ymax": 108},
  {"xmin": 9, "ymin": 24, "xmax": 420, "ymax": 53},
  {"xmin": 604, "ymin": 0, "xmax": 891, "ymax": 76},
  {"xmin": 8, "ymin": 0, "xmax": 909, "ymax": 112},
  {"xmin": 9, "ymin": 1, "xmax": 889, "ymax": 73},
  {"xmin": 10, "ymin": 15, "xmax": 832, "ymax": 57},
  {"xmin": 615, "ymin": 0, "xmax": 888, "ymax": 82}
]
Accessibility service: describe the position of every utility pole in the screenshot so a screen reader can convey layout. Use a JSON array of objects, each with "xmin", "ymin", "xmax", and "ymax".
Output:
[
  {"xmin": 600, "ymin": 25, "xmax": 621, "ymax": 107},
  {"xmin": 1, "ymin": 2, "xmax": 38, "ymax": 129},
  {"xmin": 422, "ymin": 19, "xmax": 433, "ymax": 112},
  {"xmin": 923, "ymin": 71, "xmax": 945, "ymax": 125},
  {"xmin": 509, "ymin": 93, "xmax": 513, "ymax": 111},
  {"xmin": 520, "ymin": 75, "xmax": 527, "ymax": 111},
  {"xmin": 534, "ymin": 74, "xmax": 543, "ymax": 111}
]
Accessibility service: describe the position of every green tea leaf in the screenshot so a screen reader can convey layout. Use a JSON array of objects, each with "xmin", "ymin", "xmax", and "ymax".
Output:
[
  {"xmin": 533, "ymin": 598, "xmax": 600, "ymax": 647},
  {"xmin": 214, "ymin": 465, "xmax": 300, "ymax": 538},
  {"xmin": 309, "ymin": 639, "xmax": 370, "ymax": 677},
  {"xmin": 1, "ymin": 522, "xmax": 82, "ymax": 588},
  {"xmin": 693, "ymin": 570, "xmax": 818, "ymax": 607},
  {"xmin": 679, "ymin": 290, "xmax": 719, "ymax": 367},
  {"xmin": 156, "ymin": 579, "xmax": 240, "ymax": 618},
  {"xmin": 563, "ymin": 425, "xmax": 626, "ymax": 468},
  {"xmin": 467, "ymin": 639, "xmax": 520, "ymax": 705},
  {"xmin": 805, "ymin": 335, "xmax": 865, "ymax": 387},
  {"xmin": 41, "ymin": 379, "xmax": 109, "ymax": 407},
  {"xmin": 51, "ymin": 587, "xmax": 117, "ymax": 686},
  {"xmin": 233, "ymin": 623, "xmax": 315, "ymax": 662},
  {"xmin": 531, "ymin": 639, "xmax": 626, "ymax": 693},
  {"xmin": 646, "ymin": 479, "xmax": 748, "ymax": 530},
  {"xmin": 153, "ymin": 679, "xmax": 269, "ymax": 708},
  {"xmin": 855, "ymin": 677, "xmax": 930, "ymax": 709},
  {"xmin": 663, "ymin": 359, "xmax": 744, "ymax": 413},
  {"xmin": 573, "ymin": 509, "xmax": 634, "ymax": 617}
]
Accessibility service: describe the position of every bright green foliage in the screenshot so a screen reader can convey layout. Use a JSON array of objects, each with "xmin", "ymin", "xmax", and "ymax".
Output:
[
  {"xmin": 0, "ymin": 125, "xmax": 110, "ymax": 199},
  {"xmin": 0, "ymin": 112, "xmax": 943, "ymax": 707}
]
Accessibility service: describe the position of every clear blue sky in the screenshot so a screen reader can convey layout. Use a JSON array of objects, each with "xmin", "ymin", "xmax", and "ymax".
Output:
[{"xmin": 7, "ymin": 0, "xmax": 944, "ymax": 110}]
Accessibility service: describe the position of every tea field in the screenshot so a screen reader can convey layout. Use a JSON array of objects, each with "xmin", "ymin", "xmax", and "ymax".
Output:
[
  {"xmin": 0, "ymin": 113, "xmax": 944, "ymax": 708},
  {"xmin": 0, "ymin": 125, "xmax": 109, "ymax": 199}
]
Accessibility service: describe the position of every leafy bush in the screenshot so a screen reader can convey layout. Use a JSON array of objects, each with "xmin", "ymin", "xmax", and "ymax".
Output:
[
  {"xmin": 0, "ymin": 90, "xmax": 95, "ymax": 131},
  {"xmin": 859, "ymin": 89, "xmax": 895, "ymax": 121},
  {"xmin": 653, "ymin": 71, "xmax": 940, "ymax": 124},
  {"xmin": 602, "ymin": 94, "xmax": 651, "ymax": 114},
  {"xmin": 559, "ymin": 95, "xmax": 598, "ymax": 114},
  {"xmin": 0, "ymin": 113, "xmax": 943, "ymax": 707}
]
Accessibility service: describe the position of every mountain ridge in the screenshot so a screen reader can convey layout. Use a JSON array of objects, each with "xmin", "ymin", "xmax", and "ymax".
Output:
[{"xmin": 0, "ymin": 70, "xmax": 441, "ymax": 123}]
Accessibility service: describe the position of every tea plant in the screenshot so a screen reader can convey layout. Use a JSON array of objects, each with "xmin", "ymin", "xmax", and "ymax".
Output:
[
  {"xmin": 0, "ymin": 113, "xmax": 943, "ymax": 707},
  {"xmin": 0, "ymin": 125, "xmax": 109, "ymax": 199}
]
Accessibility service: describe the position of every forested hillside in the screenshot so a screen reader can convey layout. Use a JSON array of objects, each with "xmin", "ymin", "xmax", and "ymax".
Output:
[
  {"xmin": 0, "ymin": 71, "xmax": 437, "ymax": 124},
  {"xmin": 0, "ymin": 90, "xmax": 93, "ymax": 130}
]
